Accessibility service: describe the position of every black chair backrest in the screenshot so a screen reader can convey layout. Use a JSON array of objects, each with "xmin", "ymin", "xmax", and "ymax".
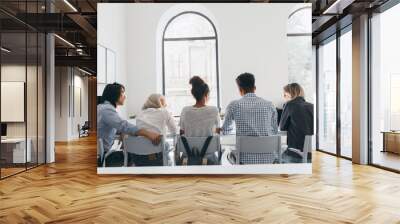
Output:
[{"xmin": 180, "ymin": 136, "xmax": 213, "ymax": 165}]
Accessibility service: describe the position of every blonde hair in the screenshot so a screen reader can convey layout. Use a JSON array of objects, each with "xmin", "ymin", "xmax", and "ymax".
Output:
[
  {"xmin": 142, "ymin": 93, "xmax": 163, "ymax": 110},
  {"xmin": 283, "ymin": 83, "xmax": 304, "ymax": 99}
]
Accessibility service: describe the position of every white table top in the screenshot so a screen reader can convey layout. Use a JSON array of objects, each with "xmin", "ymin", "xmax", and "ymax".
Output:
[
  {"xmin": 220, "ymin": 135, "xmax": 236, "ymax": 146},
  {"xmin": 1, "ymin": 138, "xmax": 28, "ymax": 143},
  {"xmin": 165, "ymin": 133, "xmax": 285, "ymax": 145}
]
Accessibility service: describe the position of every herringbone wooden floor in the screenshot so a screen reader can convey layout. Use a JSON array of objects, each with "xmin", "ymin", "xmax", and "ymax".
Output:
[{"xmin": 1, "ymin": 135, "xmax": 400, "ymax": 224}]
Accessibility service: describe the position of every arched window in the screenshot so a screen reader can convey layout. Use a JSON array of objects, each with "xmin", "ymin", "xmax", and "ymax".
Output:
[
  {"xmin": 287, "ymin": 7, "xmax": 311, "ymax": 35},
  {"xmin": 287, "ymin": 6, "xmax": 313, "ymax": 103},
  {"xmin": 162, "ymin": 11, "xmax": 219, "ymax": 116}
]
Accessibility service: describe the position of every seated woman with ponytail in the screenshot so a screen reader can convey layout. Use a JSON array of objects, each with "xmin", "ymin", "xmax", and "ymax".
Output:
[
  {"xmin": 177, "ymin": 76, "xmax": 221, "ymax": 165},
  {"xmin": 179, "ymin": 76, "xmax": 220, "ymax": 137}
]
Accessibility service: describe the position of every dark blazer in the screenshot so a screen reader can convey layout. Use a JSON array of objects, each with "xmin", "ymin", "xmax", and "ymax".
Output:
[{"xmin": 279, "ymin": 97, "xmax": 314, "ymax": 150}]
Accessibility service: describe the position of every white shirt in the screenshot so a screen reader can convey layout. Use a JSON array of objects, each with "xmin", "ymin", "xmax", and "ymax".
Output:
[
  {"xmin": 179, "ymin": 105, "xmax": 220, "ymax": 137},
  {"xmin": 136, "ymin": 108, "xmax": 177, "ymax": 136}
]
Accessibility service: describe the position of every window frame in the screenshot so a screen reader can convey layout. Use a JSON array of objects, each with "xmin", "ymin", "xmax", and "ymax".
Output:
[
  {"xmin": 313, "ymin": 0, "xmax": 400, "ymax": 173},
  {"xmin": 368, "ymin": 1, "xmax": 400, "ymax": 173},
  {"xmin": 161, "ymin": 11, "xmax": 220, "ymax": 111},
  {"xmin": 287, "ymin": 6, "xmax": 313, "ymax": 104},
  {"xmin": 287, "ymin": 6, "xmax": 312, "ymax": 37},
  {"xmin": 315, "ymin": 25, "xmax": 353, "ymax": 161},
  {"xmin": 0, "ymin": 2, "xmax": 47, "ymax": 179}
]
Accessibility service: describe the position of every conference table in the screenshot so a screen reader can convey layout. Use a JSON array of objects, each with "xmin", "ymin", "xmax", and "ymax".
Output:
[
  {"xmin": 1, "ymin": 138, "xmax": 32, "ymax": 164},
  {"xmin": 165, "ymin": 132, "xmax": 286, "ymax": 146}
]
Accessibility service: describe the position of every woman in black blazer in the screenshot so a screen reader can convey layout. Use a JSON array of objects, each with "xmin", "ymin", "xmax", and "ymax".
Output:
[{"xmin": 279, "ymin": 83, "xmax": 314, "ymax": 162}]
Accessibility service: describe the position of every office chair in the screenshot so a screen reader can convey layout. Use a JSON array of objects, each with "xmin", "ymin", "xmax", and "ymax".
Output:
[
  {"xmin": 123, "ymin": 135, "xmax": 167, "ymax": 166},
  {"xmin": 98, "ymin": 137, "xmax": 124, "ymax": 167},
  {"xmin": 234, "ymin": 135, "xmax": 282, "ymax": 164},
  {"xmin": 175, "ymin": 136, "xmax": 221, "ymax": 165},
  {"xmin": 286, "ymin": 135, "xmax": 313, "ymax": 163},
  {"xmin": 78, "ymin": 121, "xmax": 90, "ymax": 138}
]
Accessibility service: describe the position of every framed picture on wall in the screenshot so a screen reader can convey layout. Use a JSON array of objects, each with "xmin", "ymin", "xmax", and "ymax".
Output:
[
  {"xmin": 97, "ymin": 44, "xmax": 107, "ymax": 83},
  {"xmin": 1, "ymin": 82, "xmax": 25, "ymax": 122},
  {"xmin": 97, "ymin": 3, "xmax": 314, "ymax": 175}
]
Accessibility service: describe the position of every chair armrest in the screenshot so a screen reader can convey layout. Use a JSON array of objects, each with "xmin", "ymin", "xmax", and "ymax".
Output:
[
  {"xmin": 278, "ymin": 131, "xmax": 287, "ymax": 136},
  {"xmin": 287, "ymin": 147, "xmax": 303, "ymax": 156},
  {"xmin": 227, "ymin": 151, "xmax": 237, "ymax": 165}
]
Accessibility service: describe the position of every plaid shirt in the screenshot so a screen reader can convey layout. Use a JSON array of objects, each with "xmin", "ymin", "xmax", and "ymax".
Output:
[{"xmin": 222, "ymin": 93, "xmax": 278, "ymax": 164}]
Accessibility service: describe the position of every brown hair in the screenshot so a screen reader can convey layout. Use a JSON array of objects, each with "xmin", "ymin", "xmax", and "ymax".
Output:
[
  {"xmin": 101, "ymin": 82, "xmax": 125, "ymax": 107},
  {"xmin": 236, "ymin": 72, "xmax": 255, "ymax": 93},
  {"xmin": 189, "ymin": 76, "xmax": 209, "ymax": 102},
  {"xmin": 283, "ymin": 83, "xmax": 304, "ymax": 99}
]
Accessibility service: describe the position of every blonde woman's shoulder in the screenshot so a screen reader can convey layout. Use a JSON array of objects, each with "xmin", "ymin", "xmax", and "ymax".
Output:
[{"xmin": 160, "ymin": 107, "xmax": 172, "ymax": 115}]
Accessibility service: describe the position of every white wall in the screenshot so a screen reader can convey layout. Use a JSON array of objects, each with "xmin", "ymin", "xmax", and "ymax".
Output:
[
  {"xmin": 97, "ymin": 4, "xmax": 128, "ymax": 118},
  {"xmin": 98, "ymin": 3, "xmax": 310, "ymax": 116},
  {"xmin": 55, "ymin": 67, "xmax": 69, "ymax": 141},
  {"xmin": 54, "ymin": 67, "xmax": 89, "ymax": 141},
  {"xmin": 71, "ymin": 73, "xmax": 89, "ymax": 138}
]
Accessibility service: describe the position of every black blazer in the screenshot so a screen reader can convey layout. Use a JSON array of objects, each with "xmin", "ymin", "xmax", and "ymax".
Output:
[{"xmin": 279, "ymin": 97, "xmax": 314, "ymax": 150}]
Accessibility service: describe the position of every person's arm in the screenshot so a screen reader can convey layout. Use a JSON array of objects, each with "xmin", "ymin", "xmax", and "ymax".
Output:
[
  {"xmin": 279, "ymin": 104, "xmax": 290, "ymax": 131},
  {"xmin": 102, "ymin": 106, "xmax": 139, "ymax": 135},
  {"xmin": 221, "ymin": 102, "xmax": 235, "ymax": 135},
  {"xmin": 271, "ymin": 107, "xmax": 278, "ymax": 134},
  {"xmin": 103, "ymin": 106, "xmax": 161, "ymax": 144},
  {"xmin": 135, "ymin": 129, "xmax": 162, "ymax": 145}
]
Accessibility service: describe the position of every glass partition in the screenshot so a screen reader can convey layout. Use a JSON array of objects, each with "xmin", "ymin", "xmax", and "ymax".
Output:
[
  {"xmin": 317, "ymin": 37, "xmax": 337, "ymax": 154},
  {"xmin": 0, "ymin": 3, "xmax": 46, "ymax": 179},
  {"xmin": 38, "ymin": 32, "xmax": 46, "ymax": 165},
  {"xmin": 27, "ymin": 30, "xmax": 38, "ymax": 169},
  {"xmin": 339, "ymin": 28, "xmax": 352, "ymax": 158},
  {"xmin": 1, "ymin": 31, "xmax": 28, "ymax": 178}
]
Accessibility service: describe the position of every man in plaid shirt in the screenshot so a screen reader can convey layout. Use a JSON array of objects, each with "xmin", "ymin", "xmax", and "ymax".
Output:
[{"xmin": 221, "ymin": 73, "xmax": 278, "ymax": 164}]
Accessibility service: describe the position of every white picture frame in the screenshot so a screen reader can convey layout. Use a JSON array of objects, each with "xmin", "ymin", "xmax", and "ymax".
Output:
[
  {"xmin": 97, "ymin": 44, "xmax": 107, "ymax": 83},
  {"xmin": 1, "ymin": 81, "xmax": 25, "ymax": 122}
]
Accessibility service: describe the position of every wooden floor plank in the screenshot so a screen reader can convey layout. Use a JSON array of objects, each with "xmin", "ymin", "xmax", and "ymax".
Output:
[{"xmin": 0, "ymin": 135, "xmax": 399, "ymax": 223}]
